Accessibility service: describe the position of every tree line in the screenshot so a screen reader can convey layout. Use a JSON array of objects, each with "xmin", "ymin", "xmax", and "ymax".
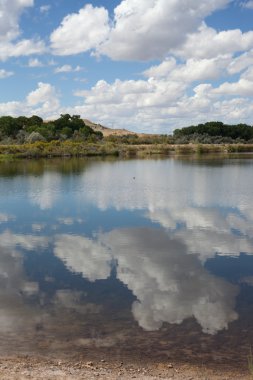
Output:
[
  {"xmin": 173, "ymin": 121, "xmax": 253, "ymax": 143},
  {"xmin": 0, "ymin": 114, "xmax": 103, "ymax": 143},
  {"xmin": 0, "ymin": 116, "xmax": 253, "ymax": 145}
]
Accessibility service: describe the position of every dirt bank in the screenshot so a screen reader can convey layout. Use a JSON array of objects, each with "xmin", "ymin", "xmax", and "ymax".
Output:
[{"xmin": 0, "ymin": 355, "xmax": 250, "ymax": 380}]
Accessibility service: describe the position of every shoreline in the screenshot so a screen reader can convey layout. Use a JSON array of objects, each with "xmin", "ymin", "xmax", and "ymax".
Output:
[
  {"xmin": 0, "ymin": 354, "xmax": 250, "ymax": 380},
  {"xmin": 1, "ymin": 142, "xmax": 253, "ymax": 160}
]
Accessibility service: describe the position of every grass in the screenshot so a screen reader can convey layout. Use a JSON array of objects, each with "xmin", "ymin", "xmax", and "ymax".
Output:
[{"xmin": 1, "ymin": 141, "xmax": 253, "ymax": 159}]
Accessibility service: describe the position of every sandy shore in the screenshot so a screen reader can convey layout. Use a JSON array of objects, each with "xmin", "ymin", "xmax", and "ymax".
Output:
[{"xmin": 0, "ymin": 355, "xmax": 250, "ymax": 380}]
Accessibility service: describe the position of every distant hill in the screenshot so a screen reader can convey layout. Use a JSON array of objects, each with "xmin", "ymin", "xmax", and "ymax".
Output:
[{"xmin": 83, "ymin": 119, "xmax": 138, "ymax": 137}]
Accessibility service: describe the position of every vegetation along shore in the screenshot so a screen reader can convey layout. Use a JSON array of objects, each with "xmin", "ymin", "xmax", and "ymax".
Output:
[{"xmin": 1, "ymin": 114, "xmax": 253, "ymax": 159}]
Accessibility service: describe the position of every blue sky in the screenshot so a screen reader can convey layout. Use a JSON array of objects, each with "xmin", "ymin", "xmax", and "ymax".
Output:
[{"xmin": 0, "ymin": 0, "xmax": 253, "ymax": 133}]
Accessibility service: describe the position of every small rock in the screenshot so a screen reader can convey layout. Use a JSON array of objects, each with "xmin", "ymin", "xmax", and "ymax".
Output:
[{"xmin": 85, "ymin": 361, "xmax": 94, "ymax": 368}]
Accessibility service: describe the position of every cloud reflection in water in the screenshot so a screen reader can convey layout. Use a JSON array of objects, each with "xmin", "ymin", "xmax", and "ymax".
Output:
[{"xmin": 54, "ymin": 228, "xmax": 239, "ymax": 335}]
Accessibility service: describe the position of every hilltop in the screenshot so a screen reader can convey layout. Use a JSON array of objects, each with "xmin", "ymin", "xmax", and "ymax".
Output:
[{"xmin": 82, "ymin": 119, "xmax": 139, "ymax": 137}]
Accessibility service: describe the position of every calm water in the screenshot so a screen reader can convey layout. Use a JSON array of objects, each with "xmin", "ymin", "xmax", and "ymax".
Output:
[{"xmin": 0, "ymin": 156, "xmax": 253, "ymax": 365}]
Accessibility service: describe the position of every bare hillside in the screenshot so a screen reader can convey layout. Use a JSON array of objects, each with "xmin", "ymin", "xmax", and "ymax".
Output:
[{"xmin": 83, "ymin": 119, "xmax": 138, "ymax": 137}]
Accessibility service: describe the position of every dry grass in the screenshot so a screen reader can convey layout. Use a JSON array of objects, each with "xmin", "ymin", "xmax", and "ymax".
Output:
[{"xmin": 1, "ymin": 141, "xmax": 253, "ymax": 159}]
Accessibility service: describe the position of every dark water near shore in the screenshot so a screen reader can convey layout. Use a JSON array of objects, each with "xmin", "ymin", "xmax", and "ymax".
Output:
[{"xmin": 0, "ymin": 156, "xmax": 253, "ymax": 366}]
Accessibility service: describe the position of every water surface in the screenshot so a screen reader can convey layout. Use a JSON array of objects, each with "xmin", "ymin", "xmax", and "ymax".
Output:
[{"xmin": 0, "ymin": 156, "xmax": 253, "ymax": 366}]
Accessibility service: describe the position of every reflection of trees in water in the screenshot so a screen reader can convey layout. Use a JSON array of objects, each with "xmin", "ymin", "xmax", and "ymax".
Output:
[{"xmin": 0, "ymin": 158, "xmax": 94, "ymax": 177}]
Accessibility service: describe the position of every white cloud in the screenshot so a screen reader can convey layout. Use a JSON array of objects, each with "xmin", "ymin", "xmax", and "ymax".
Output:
[
  {"xmin": 26, "ymin": 82, "xmax": 58, "ymax": 106},
  {"xmin": 174, "ymin": 23, "xmax": 253, "ymax": 60},
  {"xmin": 55, "ymin": 64, "xmax": 82, "ymax": 73},
  {"xmin": 0, "ymin": 0, "xmax": 46, "ymax": 61},
  {"xmin": 50, "ymin": 0, "xmax": 229, "ymax": 61},
  {"xmin": 100, "ymin": 0, "xmax": 229, "ymax": 61},
  {"xmin": 72, "ymin": 76, "xmax": 187, "ymax": 131},
  {"xmin": 1, "ymin": 59, "xmax": 253, "ymax": 132},
  {"xmin": 70, "ymin": 55, "xmax": 253, "ymax": 132},
  {"xmin": 28, "ymin": 58, "xmax": 44, "ymax": 67},
  {"xmin": 1, "ymin": 1, "xmax": 252, "ymax": 131},
  {"xmin": 40, "ymin": 4, "xmax": 51, "ymax": 13},
  {"xmin": 228, "ymin": 50, "xmax": 253, "ymax": 74},
  {"xmin": 242, "ymin": 66, "xmax": 253, "ymax": 80},
  {"xmin": 213, "ymin": 78, "xmax": 253, "ymax": 96},
  {"xmin": 0, "ymin": 82, "xmax": 61, "ymax": 121},
  {"xmin": 143, "ymin": 58, "xmax": 177, "ymax": 78},
  {"xmin": 50, "ymin": 4, "xmax": 110, "ymax": 55},
  {"xmin": 54, "ymin": 64, "xmax": 72, "ymax": 73},
  {"xmin": 0, "ymin": 39, "xmax": 46, "ymax": 61},
  {"xmin": 0, "ymin": 0, "xmax": 33, "ymax": 41},
  {"xmin": 143, "ymin": 56, "xmax": 230, "ymax": 82},
  {"xmin": 0, "ymin": 69, "xmax": 14, "ymax": 79}
]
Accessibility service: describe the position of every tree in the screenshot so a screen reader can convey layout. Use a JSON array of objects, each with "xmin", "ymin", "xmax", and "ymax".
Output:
[{"xmin": 0, "ymin": 116, "xmax": 20, "ymax": 137}]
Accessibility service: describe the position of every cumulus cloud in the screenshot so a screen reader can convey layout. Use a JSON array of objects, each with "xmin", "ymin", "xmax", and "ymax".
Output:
[
  {"xmin": 228, "ymin": 50, "xmax": 253, "ymax": 74},
  {"xmin": 28, "ymin": 58, "xmax": 44, "ymax": 67},
  {"xmin": 50, "ymin": 4, "xmax": 110, "ymax": 55},
  {"xmin": 213, "ymin": 78, "xmax": 253, "ymax": 96},
  {"xmin": 100, "ymin": 0, "xmax": 229, "ymax": 61},
  {"xmin": 0, "ymin": 82, "xmax": 61, "ymax": 119},
  {"xmin": 0, "ymin": 39, "xmax": 46, "ymax": 61},
  {"xmin": 50, "ymin": 0, "xmax": 229, "ymax": 61},
  {"xmin": 0, "ymin": 0, "xmax": 46, "ymax": 60},
  {"xmin": 143, "ymin": 56, "xmax": 230, "ymax": 82},
  {"xmin": 69, "ymin": 49, "xmax": 253, "ymax": 131},
  {"xmin": 40, "ymin": 4, "xmax": 51, "ymax": 14},
  {"xmin": 26, "ymin": 82, "xmax": 56, "ymax": 106},
  {"xmin": 2, "ymin": 1, "xmax": 253, "ymax": 131},
  {"xmin": 173, "ymin": 23, "xmax": 253, "ymax": 60},
  {"xmin": 54, "ymin": 64, "xmax": 82, "ymax": 73},
  {"xmin": 0, "ymin": 69, "xmax": 13, "ymax": 79},
  {"xmin": 0, "ymin": 0, "xmax": 33, "ymax": 41}
]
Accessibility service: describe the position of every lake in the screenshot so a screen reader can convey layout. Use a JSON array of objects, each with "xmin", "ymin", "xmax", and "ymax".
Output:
[{"xmin": 0, "ymin": 156, "xmax": 253, "ymax": 368}]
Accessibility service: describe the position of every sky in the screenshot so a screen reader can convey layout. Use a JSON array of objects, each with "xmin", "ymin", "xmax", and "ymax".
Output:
[{"xmin": 0, "ymin": 0, "xmax": 253, "ymax": 133}]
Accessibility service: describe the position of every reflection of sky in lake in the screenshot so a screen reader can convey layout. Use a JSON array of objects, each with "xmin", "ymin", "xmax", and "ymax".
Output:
[{"xmin": 0, "ymin": 158, "xmax": 253, "ymax": 358}]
